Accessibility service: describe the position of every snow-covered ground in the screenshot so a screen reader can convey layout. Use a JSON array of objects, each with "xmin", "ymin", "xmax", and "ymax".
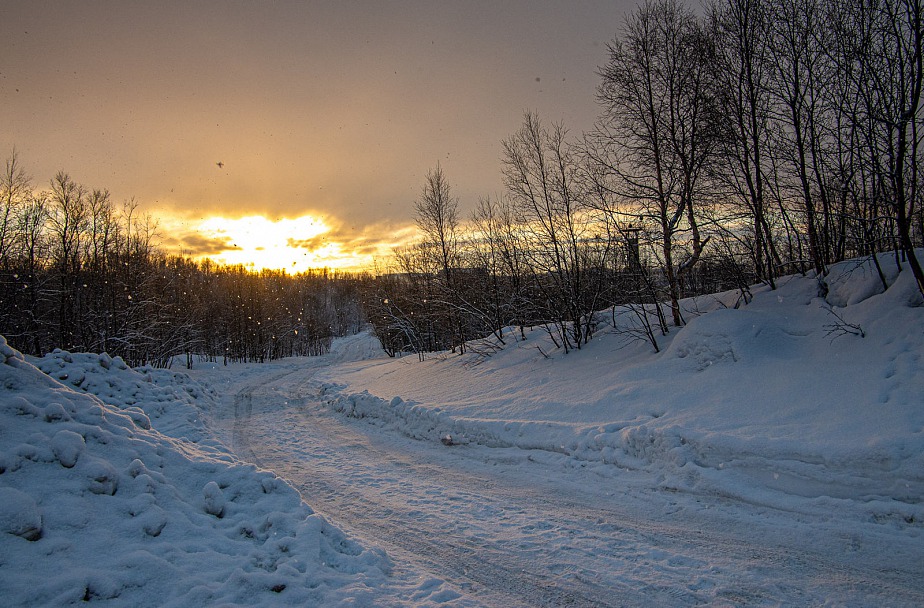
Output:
[
  {"xmin": 321, "ymin": 255, "xmax": 924, "ymax": 524},
  {"xmin": 1, "ymin": 253, "xmax": 923, "ymax": 606}
]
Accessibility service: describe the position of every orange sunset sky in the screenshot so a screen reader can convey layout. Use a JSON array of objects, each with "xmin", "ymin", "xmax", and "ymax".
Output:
[{"xmin": 1, "ymin": 1, "xmax": 634, "ymax": 272}]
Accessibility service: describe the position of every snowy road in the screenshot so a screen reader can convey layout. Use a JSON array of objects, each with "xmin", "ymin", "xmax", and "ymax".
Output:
[{"xmin": 200, "ymin": 355, "xmax": 923, "ymax": 606}]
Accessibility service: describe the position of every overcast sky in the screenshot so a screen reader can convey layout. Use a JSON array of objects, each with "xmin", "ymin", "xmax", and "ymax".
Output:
[{"xmin": 1, "ymin": 0, "xmax": 635, "ymax": 269}]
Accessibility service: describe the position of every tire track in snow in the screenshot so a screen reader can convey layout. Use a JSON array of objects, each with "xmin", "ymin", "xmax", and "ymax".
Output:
[
  {"xmin": 232, "ymin": 366, "xmax": 304, "ymax": 466},
  {"xmin": 231, "ymin": 363, "xmax": 627, "ymax": 606}
]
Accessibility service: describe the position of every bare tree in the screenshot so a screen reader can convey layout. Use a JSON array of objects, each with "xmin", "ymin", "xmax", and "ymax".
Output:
[
  {"xmin": 710, "ymin": 0, "xmax": 783, "ymax": 287},
  {"xmin": 765, "ymin": 0, "xmax": 837, "ymax": 280},
  {"xmin": 502, "ymin": 111, "xmax": 603, "ymax": 351},
  {"xmin": 593, "ymin": 0, "xmax": 717, "ymax": 327},
  {"xmin": 47, "ymin": 171, "xmax": 88, "ymax": 348},
  {"xmin": 469, "ymin": 195, "xmax": 530, "ymax": 342},
  {"xmin": 414, "ymin": 163, "xmax": 467, "ymax": 353},
  {"xmin": 0, "ymin": 149, "xmax": 32, "ymax": 270},
  {"xmin": 834, "ymin": 0, "xmax": 924, "ymax": 296},
  {"xmin": 468, "ymin": 197, "xmax": 509, "ymax": 343}
]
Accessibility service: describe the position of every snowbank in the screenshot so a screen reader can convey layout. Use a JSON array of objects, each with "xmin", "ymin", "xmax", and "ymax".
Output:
[
  {"xmin": 317, "ymin": 255, "xmax": 924, "ymax": 521},
  {"xmin": 0, "ymin": 338, "xmax": 391, "ymax": 606},
  {"xmin": 31, "ymin": 349, "xmax": 223, "ymax": 449}
]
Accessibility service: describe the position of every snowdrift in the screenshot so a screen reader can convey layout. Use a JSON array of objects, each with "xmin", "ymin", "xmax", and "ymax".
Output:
[
  {"xmin": 0, "ymin": 338, "xmax": 390, "ymax": 606},
  {"xmin": 317, "ymin": 255, "xmax": 924, "ymax": 522},
  {"xmin": 32, "ymin": 349, "xmax": 223, "ymax": 448}
]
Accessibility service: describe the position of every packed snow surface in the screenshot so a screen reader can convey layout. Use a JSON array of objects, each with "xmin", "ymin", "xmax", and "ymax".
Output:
[{"xmin": 1, "ymin": 253, "xmax": 922, "ymax": 606}]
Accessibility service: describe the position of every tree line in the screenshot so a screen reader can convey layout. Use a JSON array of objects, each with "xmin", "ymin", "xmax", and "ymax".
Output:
[
  {"xmin": 0, "ymin": 151, "xmax": 365, "ymax": 366},
  {"xmin": 366, "ymin": 0, "xmax": 924, "ymax": 357},
  {"xmin": 3, "ymin": 0, "xmax": 921, "ymax": 364}
]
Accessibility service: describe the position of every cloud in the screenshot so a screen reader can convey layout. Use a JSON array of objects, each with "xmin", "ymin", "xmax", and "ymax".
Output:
[
  {"xmin": 326, "ymin": 220, "xmax": 419, "ymax": 248},
  {"xmin": 162, "ymin": 232, "xmax": 241, "ymax": 256},
  {"xmin": 318, "ymin": 221, "xmax": 420, "ymax": 262},
  {"xmin": 286, "ymin": 236, "xmax": 327, "ymax": 251}
]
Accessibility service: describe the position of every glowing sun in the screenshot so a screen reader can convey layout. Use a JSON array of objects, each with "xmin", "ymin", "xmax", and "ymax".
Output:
[{"xmin": 195, "ymin": 214, "xmax": 344, "ymax": 273}]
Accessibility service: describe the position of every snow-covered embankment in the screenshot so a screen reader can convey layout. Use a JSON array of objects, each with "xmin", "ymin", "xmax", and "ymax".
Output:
[{"xmin": 317, "ymin": 256, "xmax": 924, "ymax": 523}]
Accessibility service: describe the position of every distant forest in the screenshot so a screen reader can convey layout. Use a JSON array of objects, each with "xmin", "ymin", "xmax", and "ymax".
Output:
[
  {"xmin": 2, "ymin": 0, "xmax": 922, "ymax": 365},
  {"xmin": 0, "ymin": 161, "xmax": 365, "ymax": 366}
]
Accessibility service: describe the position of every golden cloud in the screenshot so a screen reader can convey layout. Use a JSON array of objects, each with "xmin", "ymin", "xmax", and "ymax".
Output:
[{"xmin": 162, "ymin": 233, "xmax": 242, "ymax": 256}]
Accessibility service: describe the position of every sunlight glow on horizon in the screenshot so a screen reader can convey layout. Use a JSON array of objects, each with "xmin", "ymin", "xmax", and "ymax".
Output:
[
  {"xmin": 158, "ymin": 213, "xmax": 419, "ymax": 274},
  {"xmin": 196, "ymin": 215, "xmax": 345, "ymax": 273}
]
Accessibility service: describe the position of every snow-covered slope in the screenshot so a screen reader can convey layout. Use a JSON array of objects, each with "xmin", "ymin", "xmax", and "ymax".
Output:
[
  {"xmin": 0, "ymin": 338, "xmax": 390, "ymax": 606},
  {"xmin": 318, "ymin": 254, "xmax": 924, "ymax": 522}
]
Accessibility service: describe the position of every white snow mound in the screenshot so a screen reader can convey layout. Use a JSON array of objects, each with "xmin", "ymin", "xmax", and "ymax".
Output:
[{"xmin": 0, "ymin": 337, "xmax": 391, "ymax": 607}]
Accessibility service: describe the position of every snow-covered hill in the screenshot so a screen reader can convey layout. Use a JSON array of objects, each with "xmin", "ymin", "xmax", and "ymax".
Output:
[{"xmin": 318, "ymin": 254, "xmax": 924, "ymax": 523}]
